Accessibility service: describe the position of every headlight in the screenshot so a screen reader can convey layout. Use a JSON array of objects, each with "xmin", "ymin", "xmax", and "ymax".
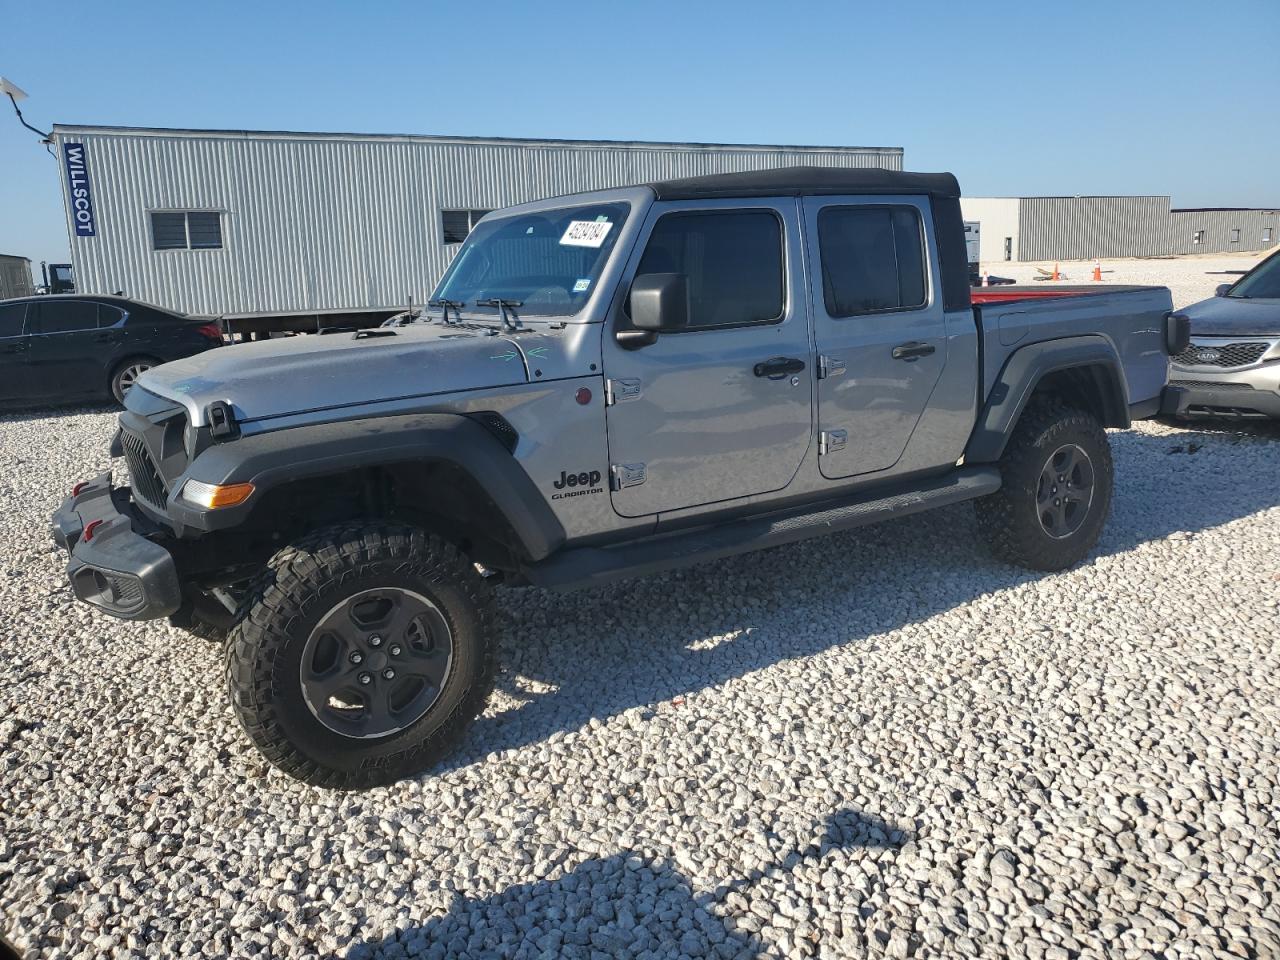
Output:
[{"xmin": 180, "ymin": 479, "xmax": 255, "ymax": 509}]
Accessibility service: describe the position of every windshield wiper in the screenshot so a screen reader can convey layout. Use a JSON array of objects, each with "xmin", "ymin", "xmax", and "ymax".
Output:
[
  {"xmin": 475, "ymin": 298, "xmax": 525, "ymax": 333},
  {"xmin": 428, "ymin": 298, "xmax": 466, "ymax": 325}
]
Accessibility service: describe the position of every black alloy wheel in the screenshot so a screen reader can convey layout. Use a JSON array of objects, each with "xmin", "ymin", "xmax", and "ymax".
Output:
[
  {"xmin": 299, "ymin": 587, "xmax": 454, "ymax": 739},
  {"xmin": 1036, "ymin": 443, "xmax": 1096, "ymax": 540}
]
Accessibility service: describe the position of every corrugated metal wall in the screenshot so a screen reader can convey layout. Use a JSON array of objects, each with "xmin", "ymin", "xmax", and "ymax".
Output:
[
  {"xmin": 53, "ymin": 128, "xmax": 902, "ymax": 317},
  {"xmin": 1169, "ymin": 209, "xmax": 1280, "ymax": 255},
  {"xmin": 1016, "ymin": 196, "xmax": 1174, "ymax": 261}
]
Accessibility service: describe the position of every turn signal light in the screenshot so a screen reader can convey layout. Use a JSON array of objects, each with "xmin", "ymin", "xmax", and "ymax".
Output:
[{"xmin": 181, "ymin": 479, "xmax": 255, "ymax": 509}]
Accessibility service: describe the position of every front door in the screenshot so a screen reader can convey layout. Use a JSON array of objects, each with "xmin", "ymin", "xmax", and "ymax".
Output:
[
  {"xmin": 0, "ymin": 301, "xmax": 32, "ymax": 401},
  {"xmin": 602, "ymin": 199, "xmax": 813, "ymax": 518},
  {"xmin": 803, "ymin": 196, "xmax": 949, "ymax": 479}
]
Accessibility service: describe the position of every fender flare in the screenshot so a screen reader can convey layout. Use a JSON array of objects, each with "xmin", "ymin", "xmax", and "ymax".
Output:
[
  {"xmin": 965, "ymin": 335, "xmax": 1130, "ymax": 463},
  {"xmin": 168, "ymin": 413, "xmax": 566, "ymax": 560}
]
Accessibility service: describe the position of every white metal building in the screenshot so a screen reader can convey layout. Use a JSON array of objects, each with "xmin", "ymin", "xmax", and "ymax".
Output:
[
  {"xmin": 962, "ymin": 196, "xmax": 1280, "ymax": 264},
  {"xmin": 50, "ymin": 125, "xmax": 902, "ymax": 328}
]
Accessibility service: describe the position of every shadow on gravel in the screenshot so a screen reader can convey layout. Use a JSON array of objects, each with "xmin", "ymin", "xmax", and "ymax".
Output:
[
  {"xmin": 450, "ymin": 424, "xmax": 1280, "ymax": 770},
  {"xmin": 343, "ymin": 807, "xmax": 907, "ymax": 959}
]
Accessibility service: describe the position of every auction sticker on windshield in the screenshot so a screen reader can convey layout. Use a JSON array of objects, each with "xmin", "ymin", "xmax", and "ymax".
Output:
[{"xmin": 560, "ymin": 220, "xmax": 614, "ymax": 248}]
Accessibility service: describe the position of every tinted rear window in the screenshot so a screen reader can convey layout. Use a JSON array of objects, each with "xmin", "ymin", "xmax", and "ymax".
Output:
[
  {"xmin": 0, "ymin": 302, "xmax": 26, "ymax": 338},
  {"xmin": 36, "ymin": 300, "xmax": 100, "ymax": 333},
  {"xmin": 818, "ymin": 206, "xmax": 927, "ymax": 317}
]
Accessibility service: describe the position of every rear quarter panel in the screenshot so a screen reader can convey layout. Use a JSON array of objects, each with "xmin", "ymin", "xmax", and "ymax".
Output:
[{"xmin": 978, "ymin": 287, "xmax": 1172, "ymax": 407}]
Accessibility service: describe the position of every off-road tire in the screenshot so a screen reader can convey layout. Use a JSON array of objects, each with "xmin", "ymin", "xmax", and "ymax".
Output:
[
  {"xmin": 975, "ymin": 398, "xmax": 1113, "ymax": 571},
  {"xmin": 225, "ymin": 523, "xmax": 495, "ymax": 789}
]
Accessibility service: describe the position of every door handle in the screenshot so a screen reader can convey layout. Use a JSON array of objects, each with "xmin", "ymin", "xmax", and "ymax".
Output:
[
  {"xmin": 891, "ymin": 341, "xmax": 936, "ymax": 361},
  {"xmin": 93, "ymin": 332, "xmax": 121, "ymax": 343},
  {"xmin": 753, "ymin": 356, "xmax": 806, "ymax": 379},
  {"xmin": 0, "ymin": 341, "xmax": 27, "ymax": 354}
]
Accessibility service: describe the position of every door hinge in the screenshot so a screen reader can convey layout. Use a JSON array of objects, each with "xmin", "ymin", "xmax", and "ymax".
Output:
[
  {"xmin": 610, "ymin": 463, "xmax": 647, "ymax": 490},
  {"xmin": 604, "ymin": 378, "xmax": 642, "ymax": 406},
  {"xmin": 817, "ymin": 356, "xmax": 847, "ymax": 380},
  {"xmin": 819, "ymin": 429, "xmax": 848, "ymax": 455}
]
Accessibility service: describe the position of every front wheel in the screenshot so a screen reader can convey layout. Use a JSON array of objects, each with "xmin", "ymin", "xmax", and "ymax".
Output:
[
  {"xmin": 225, "ymin": 523, "xmax": 496, "ymax": 788},
  {"xmin": 975, "ymin": 398, "xmax": 1114, "ymax": 571}
]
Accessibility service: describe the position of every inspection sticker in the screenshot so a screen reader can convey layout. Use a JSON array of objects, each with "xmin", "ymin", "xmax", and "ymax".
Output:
[
  {"xmin": 572, "ymin": 278, "xmax": 591, "ymax": 292},
  {"xmin": 560, "ymin": 220, "xmax": 614, "ymax": 248}
]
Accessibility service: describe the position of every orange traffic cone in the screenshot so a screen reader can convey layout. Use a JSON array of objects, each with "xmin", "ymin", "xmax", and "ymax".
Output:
[
  {"xmin": 1092, "ymin": 262, "xmax": 1102, "ymax": 282},
  {"xmin": 1051, "ymin": 263, "xmax": 1060, "ymax": 281}
]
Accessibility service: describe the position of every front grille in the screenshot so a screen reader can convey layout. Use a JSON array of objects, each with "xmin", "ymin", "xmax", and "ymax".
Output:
[
  {"xmin": 121, "ymin": 428, "xmax": 169, "ymax": 508},
  {"xmin": 1173, "ymin": 341, "xmax": 1269, "ymax": 368},
  {"xmin": 1170, "ymin": 380, "xmax": 1256, "ymax": 392}
]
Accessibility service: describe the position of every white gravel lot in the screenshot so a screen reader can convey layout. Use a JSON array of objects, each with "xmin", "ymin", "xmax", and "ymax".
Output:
[
  {"xmin": 3, "ymin": 409, "xmax": 1278, "ymax": 960},
  {"xmin": 2, "ymin": 255, "xmax": 1278, "ymax": 960}
]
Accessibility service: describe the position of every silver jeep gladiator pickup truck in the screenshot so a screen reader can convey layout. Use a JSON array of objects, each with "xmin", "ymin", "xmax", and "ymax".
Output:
[{"xmin": 52, "ymin": 167, "xmax": 1187, "ymax": 788}]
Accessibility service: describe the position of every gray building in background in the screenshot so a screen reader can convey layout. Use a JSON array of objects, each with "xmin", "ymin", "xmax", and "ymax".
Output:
[
  {"xmin": 962, "ymin": 196, "xmax": 1279, "ymax": 263},
  {"xmin": 0, "ymin": 254, "xmax": 34, "ymax": 299},
  {"xmin": 50, "ymin": 125, "xmax": 901, "ymax": 328},
  {"xmin": 1170, "ymin": 208, "xmax": 1280, "ymax": 255}
]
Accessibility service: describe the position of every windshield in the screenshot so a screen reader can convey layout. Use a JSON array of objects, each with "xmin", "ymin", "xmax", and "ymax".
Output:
[
  {"xmin": 432, "ymin": 202, "xmax": 630, "ymax": 318},
  {"xmin": 1229, "ymin": 250, "xmax": 1280, "ymax": 299}
]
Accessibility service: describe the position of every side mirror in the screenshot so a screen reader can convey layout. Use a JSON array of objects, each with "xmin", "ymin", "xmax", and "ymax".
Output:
[
  {"xmin": 1215, "ymin": 283, "xmax": 1232, "ymax": 297},
  {"xmin": 630, "ymin": 273, "xmax": 688, "ymax": 331}
]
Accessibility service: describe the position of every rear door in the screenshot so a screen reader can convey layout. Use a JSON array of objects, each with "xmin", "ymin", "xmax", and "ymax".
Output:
[
  {"xmin": 601, "ymin": 199, "xmax": 813, "ymax": 517},
  {"xmin": 804, "ymin": 196, "xmax": 948, "ymax": 479},
  {"xmin": 0, "ymin": 302, "xmax": 32, "ymax": 400},
  {"xmin": 26, "ymin": 300, "xmax": 110, "ymax": 399}
]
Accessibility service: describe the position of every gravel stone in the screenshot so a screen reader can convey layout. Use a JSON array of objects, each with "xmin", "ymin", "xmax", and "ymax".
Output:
[{"xmin": 2, "ymin": 391, "xmax": 1279, "ymax": 960}]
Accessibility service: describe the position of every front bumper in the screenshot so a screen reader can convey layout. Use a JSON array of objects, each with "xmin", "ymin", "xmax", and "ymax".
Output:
[
  {"xmin": 1160, "ymin": 381, "xmax": 1280, "ymax": 420},
  {"xmin": 50, "ymin": 473, "xmax": 182, "ymax": 620}
]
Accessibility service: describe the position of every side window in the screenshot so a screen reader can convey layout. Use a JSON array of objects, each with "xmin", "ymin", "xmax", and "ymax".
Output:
[
  {"xmin": 634, "ymin": 210, "xmax": 784, "ymax": 329},
  {"xmin": 818, "ymin": 206, "xmax": 927, "ymax": 318},
  {"xmin": 0, "ymin": 303, "xmax": 26, "ymax": 338},
  {"xmin": 98, "ymin": 304, "xmax": 126, "ymax": 327},
  {"xmin": 35, "ymin": 301, "xmax": 100, "ymax": 334}
]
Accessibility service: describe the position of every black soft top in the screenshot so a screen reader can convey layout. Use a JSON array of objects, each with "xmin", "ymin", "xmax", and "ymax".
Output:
[
  {"xmin": 644, "ymin": 165, "xmax": 971, "ymax": 312},
  {"xmin": 649, "ymin": 166, "xmax": 960, "ymax": 201}
]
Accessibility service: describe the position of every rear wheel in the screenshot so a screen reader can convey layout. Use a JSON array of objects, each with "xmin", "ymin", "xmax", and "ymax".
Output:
[
  {"xmin": 225, "ymin": 523, "xmax": 495, "ymax": 788},
  {"xmin": 975, "ymin": 398, "xmax": 1113, "ymax": 571},
  {"xmin": 110, "ymin": 357, "xmax": 157, "ymax": 403}
]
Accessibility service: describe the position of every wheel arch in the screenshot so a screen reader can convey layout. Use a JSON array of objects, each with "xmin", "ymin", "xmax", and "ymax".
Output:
[
  {"xmin": 966, "ymin": 336, "xmax": 1130, "ymax": 463},
  {"xmin": 173, "ymin": 413, "xmax": 566, "ymax": 564}
]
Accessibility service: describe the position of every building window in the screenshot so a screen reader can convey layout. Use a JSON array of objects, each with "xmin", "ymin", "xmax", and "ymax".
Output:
[
  {"xmin": 1230, "ymin": 228, "xmax": 1241, "ymax": 243},
  {"xmin": 441, "ymin": 209, "xmax": 491, "ymax": 244},
  {"xmin": 151, "ymin": 211, "xmax": 223, "ymax": 250},
  {"xmin": 1266, "ymin": 227, "xmax": 1275, "ymax": 243},
  {"xmin": 1193, "ymin": 230, "xmax": 1205, "ymax": 245}
]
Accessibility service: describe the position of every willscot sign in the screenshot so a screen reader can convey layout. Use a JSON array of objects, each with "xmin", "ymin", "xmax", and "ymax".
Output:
[{"xmin": 63, "ymin": 142, "xmax": 96, "ymax": 237}]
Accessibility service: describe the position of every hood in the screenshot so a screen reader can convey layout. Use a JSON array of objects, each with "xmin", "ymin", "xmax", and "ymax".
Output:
[
  {"xmin": 1181, "ymin": 295, "xmax": 1280, "ymax": 338},
  {"xmin": 136, "ymin": 324, "xmax": 533, "ymax": 425}
]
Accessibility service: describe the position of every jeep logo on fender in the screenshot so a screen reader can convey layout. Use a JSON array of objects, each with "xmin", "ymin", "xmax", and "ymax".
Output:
[{"xmin": 552, "ymin": 469, "xmax": 603, "ymax": 500}]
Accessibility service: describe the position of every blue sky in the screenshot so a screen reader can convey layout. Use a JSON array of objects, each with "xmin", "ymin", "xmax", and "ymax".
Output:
[{"xmin": 2, "ymin": 0, "xmax": 1277, "ymax": 269}]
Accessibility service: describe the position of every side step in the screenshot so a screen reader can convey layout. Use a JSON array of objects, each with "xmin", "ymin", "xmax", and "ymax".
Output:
[{"xmin": 521, "ymin": 466, "xmax": 1001, "ymax": 592}]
